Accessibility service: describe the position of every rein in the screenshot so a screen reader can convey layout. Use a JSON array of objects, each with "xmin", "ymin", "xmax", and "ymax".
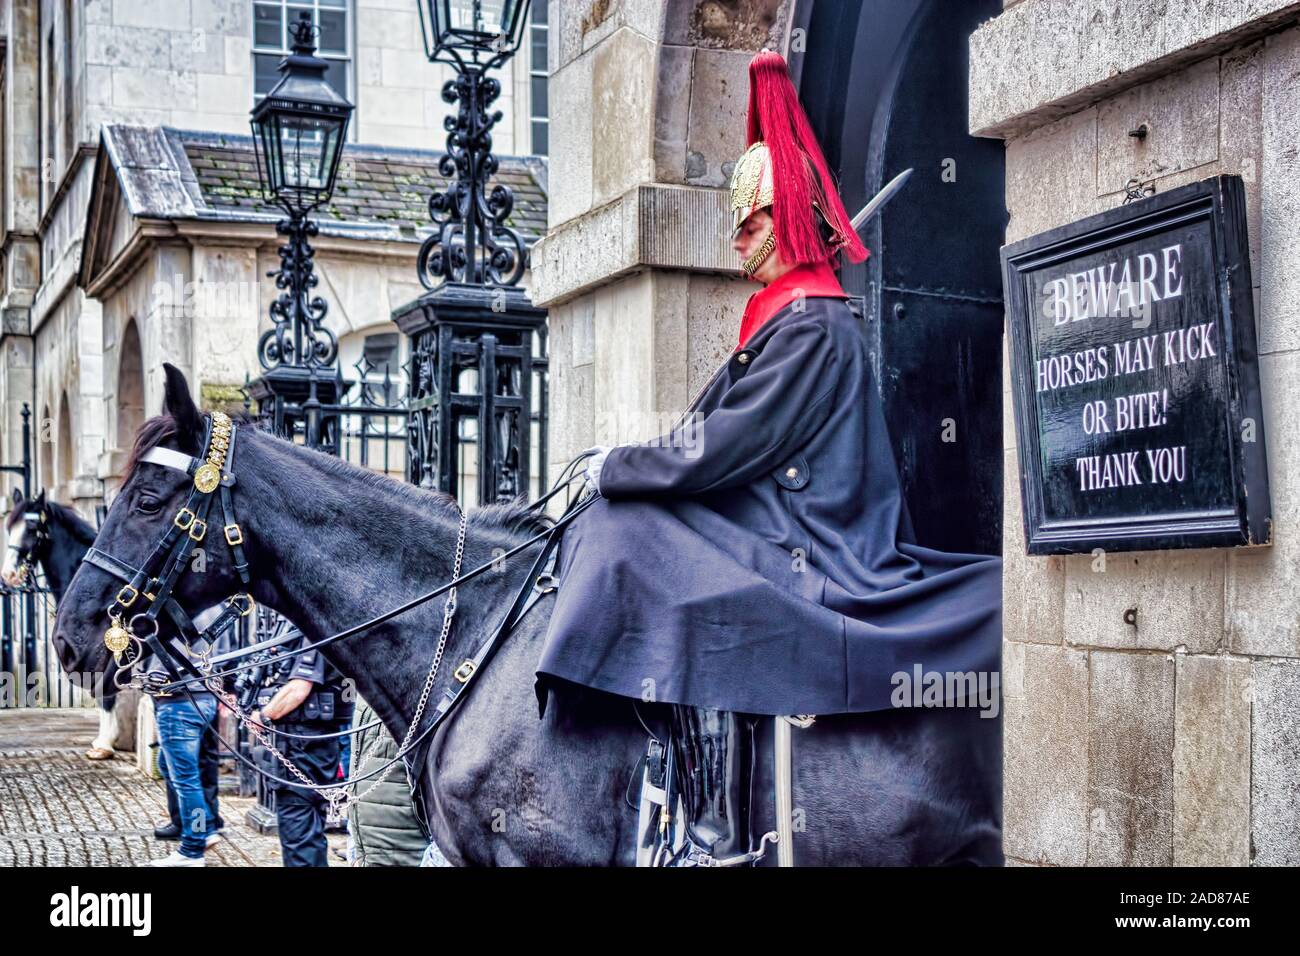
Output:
[{"xmin": 80, "ymin": 414, "xmax": 600, "ymax": 813}]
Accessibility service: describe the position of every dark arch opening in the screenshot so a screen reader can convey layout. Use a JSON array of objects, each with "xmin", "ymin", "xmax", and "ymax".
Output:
[
  {"xmin": 56, "ymin": 394, "xmax": 73, "ymax": 498},
  {"xmin": 117, "ymin": 319, "xmax": 145, "ymax": 451},
  {"xmin": 39, "ymin": 404, "xmax": 53, "ymax": 492},
  {"xmin": 793, "ymin": 0, "xmax": 1007, "ymax": 555}
]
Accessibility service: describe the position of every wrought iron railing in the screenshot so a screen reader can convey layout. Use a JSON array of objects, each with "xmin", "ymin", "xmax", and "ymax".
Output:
[{"xmin": 0, "ymin": 577, "xmax": 93, "ymax": 709}]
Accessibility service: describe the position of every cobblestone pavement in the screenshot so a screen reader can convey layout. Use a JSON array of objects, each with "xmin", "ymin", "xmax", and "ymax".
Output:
[{"xmin": 0, "ymin": 708, "xmax": 347, "ymax": 867}]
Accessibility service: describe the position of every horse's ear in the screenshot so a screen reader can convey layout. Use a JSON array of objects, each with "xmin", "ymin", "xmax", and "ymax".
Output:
[
  {"xmin": 162, "ymin": 363, "xmax": 204, "ymax": 453},
  {"xmin": 10, "ymin": 487, "xmax": 22, "ymax": 507},
  {"xmin": 33, "ymin": 490, "xmax": 44, "ymax": 507}
]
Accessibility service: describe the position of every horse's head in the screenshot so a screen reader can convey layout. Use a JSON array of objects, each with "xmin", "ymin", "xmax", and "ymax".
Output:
[
  {"xmin": 52, "ymin": 364, "xmax": 248, "ymax": 676},
  {"xmin": 2, "ymin": 487, "xmax": 49, "ymax": 587}
]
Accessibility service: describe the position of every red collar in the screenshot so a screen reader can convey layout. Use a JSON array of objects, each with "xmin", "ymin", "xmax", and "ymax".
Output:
[{"xmin": 736, "ymin": 260, "xmax": 849, "ymax": 348}]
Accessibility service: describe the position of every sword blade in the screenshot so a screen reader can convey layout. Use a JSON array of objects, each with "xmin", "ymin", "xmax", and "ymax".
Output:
[{"xmin": 849, "ymin": 168, "xmax": 914, "ymax": 233}]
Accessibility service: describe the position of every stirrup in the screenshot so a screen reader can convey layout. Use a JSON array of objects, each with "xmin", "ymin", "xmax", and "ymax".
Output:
[{"xmin": 673, "ymin": 830, "xmax": 779, "ymax": 867}]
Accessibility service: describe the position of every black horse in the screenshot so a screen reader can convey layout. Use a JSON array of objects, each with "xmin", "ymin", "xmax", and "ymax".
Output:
[
  {"xmin": 51, "ymin": 365, "xmax": 1002, "ymax": 865},
  {"xmin": 3, "ymin": 488, "xmax": 123, "ymax": 757}
]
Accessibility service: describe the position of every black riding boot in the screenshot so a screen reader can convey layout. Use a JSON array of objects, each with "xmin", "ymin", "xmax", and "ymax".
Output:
[{"xmin": 669, "ymin": 704, "xmax": 759, "ymax": 865}]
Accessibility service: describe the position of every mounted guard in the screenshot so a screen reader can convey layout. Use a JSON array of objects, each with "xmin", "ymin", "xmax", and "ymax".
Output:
[{"xmin": 537, "ymin": 51, "xmax": 1004, "ymax": 866}]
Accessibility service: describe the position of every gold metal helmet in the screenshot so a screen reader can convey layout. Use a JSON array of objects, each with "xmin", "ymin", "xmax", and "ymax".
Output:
[
  {"xmin": 730, "ymin": 142, "xmax": 778, "ymax": 275},
  {"xmin": 730, "ymin": 142, "xmax": 775, "ymax": 240}
]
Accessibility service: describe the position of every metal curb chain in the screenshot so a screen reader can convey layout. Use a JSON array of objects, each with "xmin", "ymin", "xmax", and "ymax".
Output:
[
  {"xmin": 343, "ymin": 506, "xmax": 468, "ymax": 816},
  {"xmin": 207, "ymin": 678, "xmax": 348, "ymax": 819},
  {"xmin": 210, "ymin": 507, "xmax": 470, "ymax": 824}
]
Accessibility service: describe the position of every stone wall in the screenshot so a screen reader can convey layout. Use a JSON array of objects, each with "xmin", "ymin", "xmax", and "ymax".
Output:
[
  {"xmin": 75, "ymin": 0, "xmax": 528, "ymax": 153},
  {"xmin": 32, "ymin": 283, "xmax": 104, "ymax": 513},
  {"xmin": 973, "ymin": 0, "xmax": 1300, "ymax": 865}
]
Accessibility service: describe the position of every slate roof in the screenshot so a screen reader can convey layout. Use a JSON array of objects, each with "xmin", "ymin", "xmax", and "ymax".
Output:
[{"xmin": 94, "ymin": 125, "xmax": 548, "ymax": 245}]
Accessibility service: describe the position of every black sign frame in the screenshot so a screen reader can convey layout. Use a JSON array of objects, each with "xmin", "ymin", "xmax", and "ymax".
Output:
[{"xmin": 1002, "ymin": 175, "xmax": 1271, "ymax": 555}]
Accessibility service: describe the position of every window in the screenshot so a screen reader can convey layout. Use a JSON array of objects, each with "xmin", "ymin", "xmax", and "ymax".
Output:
[
  {"xmin": 253, "ymin": 0, "xmax": 352, "ymax": 106},
  {"xmin": 62, "ymin": 0, "xmax": 74, "ymax": 161},
  {"xmin": 528, "ymin": 0, "xmax": 548, "ymax": 155},
  {"xmin": 362, "ymin": 332, "xmax": 401, "ymax": 405},
  {"xmin": 44, "ymin": 25, "xmax": 55, "ymax": 200}
]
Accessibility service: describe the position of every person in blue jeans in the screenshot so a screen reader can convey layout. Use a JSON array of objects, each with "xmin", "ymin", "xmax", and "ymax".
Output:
[
  {"xmin": 149, "ymin": 692, "xmax": 220, "ymax": 866},
  {"xmin": 155, "ymin": 719, "xmax": 224, "ymax": 844}
]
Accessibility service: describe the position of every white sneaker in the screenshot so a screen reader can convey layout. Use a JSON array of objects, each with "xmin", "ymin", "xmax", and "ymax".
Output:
[
  {"xmin": 148, "ymin": 849, "xmax": 206, "ymax": 867},
  {"xmin": 205, "ymin": 829, "xmax": 224, "ymax": 848}
]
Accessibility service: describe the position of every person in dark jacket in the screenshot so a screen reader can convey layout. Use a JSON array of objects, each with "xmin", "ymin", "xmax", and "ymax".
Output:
[
  {"xmin": 542, "ymin": 51, "xmax": 1002, "ymax": 866},
  {"xmin": 251, "ymin": 617, "xmax": 354, "ymax": 867}
]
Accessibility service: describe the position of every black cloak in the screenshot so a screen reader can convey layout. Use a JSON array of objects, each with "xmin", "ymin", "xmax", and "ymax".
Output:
[{"xmin": 535, "ymin": 296, "xmax": 1002, "ymax": 716}]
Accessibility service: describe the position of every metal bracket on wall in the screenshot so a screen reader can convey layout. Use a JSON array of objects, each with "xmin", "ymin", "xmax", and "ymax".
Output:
[{"xmin": 1122, "ymin": 177, "xmax": 1158, "ymax": 205}]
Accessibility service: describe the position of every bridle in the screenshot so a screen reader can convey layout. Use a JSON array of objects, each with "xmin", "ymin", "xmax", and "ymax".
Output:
[
  {"xmin": 5, "ymin": 499, "xmax": 52, "ymax": 588},
  {"xmin": 81, "ymin": 411, "xmax": 256, "ymax": 688},
  {"xmin": 78, "ymin": 409, "xmax": 601, "ymax": 819}
]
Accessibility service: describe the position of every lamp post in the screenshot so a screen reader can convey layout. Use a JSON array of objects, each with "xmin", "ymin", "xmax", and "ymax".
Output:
[
  {"xmin": 242, "ymin": 11, "xmax": 353, "ymax": 833},
  {"xmin": 248, "ymin": 10, "xmax": 354, "ymax": 450},
  {"xmin": 395, "ymin": 0, "xmax": 548, "ymax": 506}
]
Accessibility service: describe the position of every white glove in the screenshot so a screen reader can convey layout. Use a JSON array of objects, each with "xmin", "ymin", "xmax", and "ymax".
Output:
[{"xmin": 581, "ymin": 445, "xmax": 613, "ymax": 496}]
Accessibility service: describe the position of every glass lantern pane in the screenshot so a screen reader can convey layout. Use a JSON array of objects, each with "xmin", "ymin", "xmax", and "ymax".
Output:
[
  {"xmin": 448, "ymin": 0, "xmax": 510, "ymax": 35},
  {"xmin": 500, "ymin": 0, "xmax": 521, "ymax": 33},
  {"xmin": 278, "ymin": 115, "xmax": 344, "ymax": 194},
  {"xmin": 258, "ymin": 115, "xmax": 284, "ymax": 194},
  {"xmin": 284, "ymin": 121, "xmax": 325, "ymax": 190}
]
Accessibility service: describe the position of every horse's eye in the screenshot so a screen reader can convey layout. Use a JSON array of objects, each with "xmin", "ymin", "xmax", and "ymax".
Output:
[{"xmin": 137, "ymin": 496, "xmax": 163, "ymax": 515}]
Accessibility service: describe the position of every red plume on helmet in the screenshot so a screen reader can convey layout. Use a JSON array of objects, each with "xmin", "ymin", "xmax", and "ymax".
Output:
[{"xmin": 745, "ymin": 50, "xmax": 869, "ymax": 266}]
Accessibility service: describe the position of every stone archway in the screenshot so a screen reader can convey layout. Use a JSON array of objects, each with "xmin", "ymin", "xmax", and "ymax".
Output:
[
  {"xmin": 39, "ymin": 404, "xmax": 53, "ymax": 492},
  {"xmin": 116, "ymin": 319, "xmax": 145, "ymax": 453},
  {"xmin": 55, "ymin": 394, "xmax": 72, "ymax": 501}
]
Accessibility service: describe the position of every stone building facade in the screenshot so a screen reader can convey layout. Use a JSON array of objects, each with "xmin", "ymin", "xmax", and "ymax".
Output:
[
  {"xmin": 533, "ymin": 0, "xmax": 1300, "ymax": 866},
  {"xmin": 0, "ymin": 0, "xmax": 548, "ymax": 512}
]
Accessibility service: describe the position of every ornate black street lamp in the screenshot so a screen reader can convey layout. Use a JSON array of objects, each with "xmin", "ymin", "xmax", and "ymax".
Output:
[
  {"xmin": 242, "ymin": 11, "xmax": 353, "ymax": 833},
  {"xmin": 249, "ymin": 11, "xmax": 354, "ymax": 449},
  {"xmin": 416, "ymin": 0, "xmax": 531, "ymax": 286},
  {"xmin": 395, "ymin": 0, "xmax": 548, "ymax": 506}
]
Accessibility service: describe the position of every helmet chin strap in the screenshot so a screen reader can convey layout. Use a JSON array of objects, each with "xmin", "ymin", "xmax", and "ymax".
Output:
[{"xmin": 742, "ymin": 229, "xmax": 777, "ymax": 278}]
